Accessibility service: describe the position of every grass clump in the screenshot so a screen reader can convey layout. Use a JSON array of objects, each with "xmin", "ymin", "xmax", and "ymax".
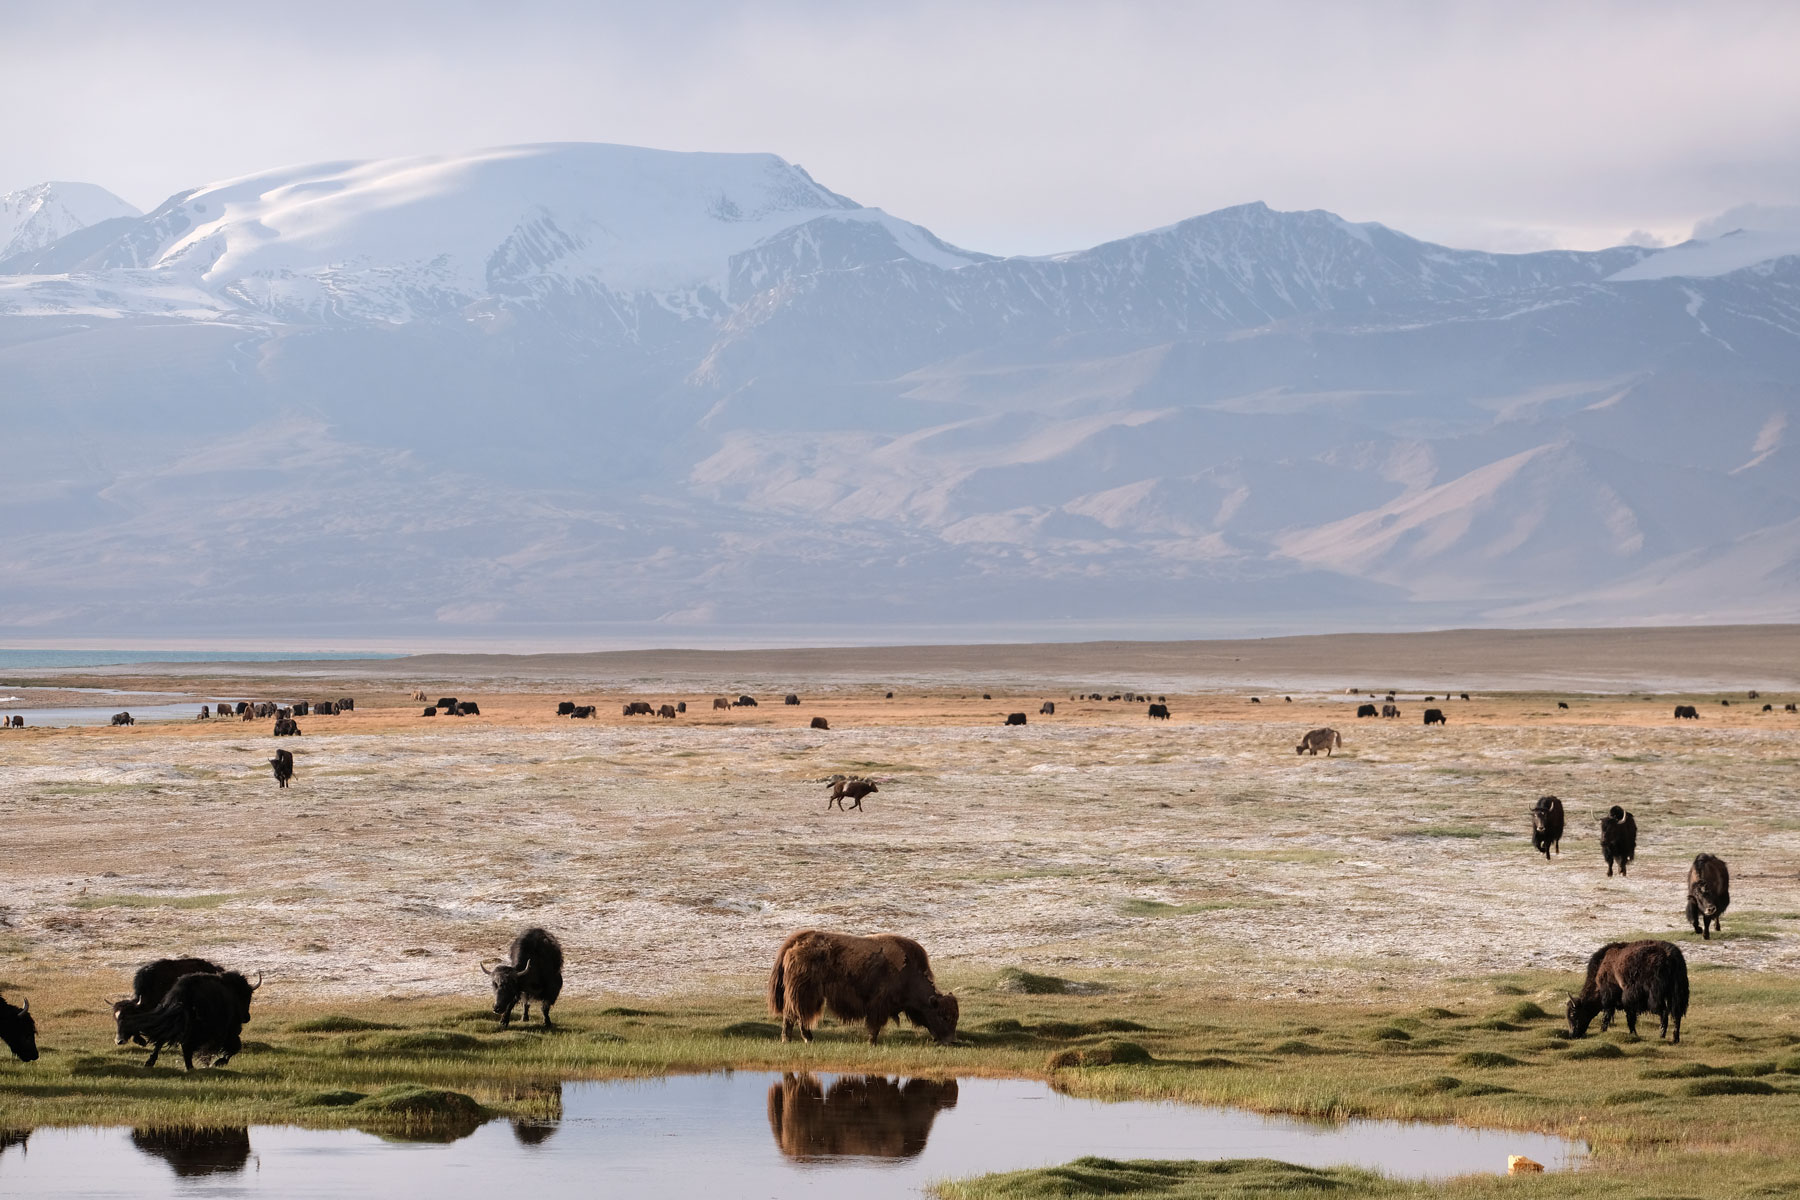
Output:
[
  {"xmin": 718, "ymin": 1021, "xmax": 780, "ymax": 1039},
  {"xmin": 1454, "ymin": 1051, "xmax": 1523, "ymax": 1068},
  {"xmin": 289, "ymin": 1016, "xmax": 396, "ymax": 1033},
  {"xmin": 1370, "ymin": 1027, "xmax": 1412, "ymax": 1042},
  {"xmin": 1047, "ymin": 1040, "xmax": 1153, "ymax": 1070},
  {"xmin": 1505, "ymin": 1000, "xmax": 1549, "ymax": 1021},
  {"xmin": 1681, "ymin": 1078, "xmax": 1779, "ymax": 1097},
  {"xmin": 297, "ymin": 1090, "xmax": 367, "ymax": 1107},
  {"xmin": 1566, "ymin": 1042, "xmax": 1625, "ymax": 1061},
  {"xmin": 996, "ymin": 968, "xmax": 1104, "ymax": 995},
  {"xmin": 1604, "ymin": 1089, "xmax": 1666, "ymax": 1105},
  {"xmin": 355, "ymin": 1031, "xmax": 483, "ymax": 1055},
  {"xmin": 934, "ymin": 1156, "xmax": 1410, "ymax": 1199}
]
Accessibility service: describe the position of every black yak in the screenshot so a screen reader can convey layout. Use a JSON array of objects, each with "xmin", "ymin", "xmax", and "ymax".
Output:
[
  {"xmin": 658, "ymin": 704, "xmax": 677, "ymax": 719},
  {"xmin": 1600, "ymin": 805, "xmax": 1637, "ymax": 876},
  {"xmin": 1674, "ymin": 705, "xmax": 1699, "ymax": 719},
  {"xmin": 828, "ymin": 777, "xmax": 876, "ymax": 810},
  {"xmin": 768, "ymin": 930, "xmax": 958, "ymax": 1045},
  {"xmin": 1531, "ymin": 795, "xmax": 1564, "ymax": 860},
  {"xmin": 811, "ymin": 716, "xmax": 830, "ymax": 730},
  {"xmin": 1423, "ymin": 708, "xmax": 1447, "ymax": 725},
  {"xmin": 785, "ymin": 694, "xmax": 801, "ymax": 706},
  {"xmin": 1004, "ymin": 712, "xmax": 1027, "ymax": 726},
  {"xmin": 272, "ymin": 717, "xmax": 300, "ymax": 737},
  {"xmin": 1147, "ymin": 703, "xmax": 1170, "ymax": 719},
  {"xmin": 111, "ymin": 711, "xmax": 134, "ymax": 726},
  {"xmin": 457, "ymin": 701, "xmax": 480, "ymax": 716},
  {"xmin": 116, "ymin": 972, "xmax": 254, "ymax": 1069},
  {"xmin": 483, "ymin": 927, "xmax": 563, "ymax": 1028},
  {"xmin": 1356, "ymin": 703, "xmax": 1378, "ymax": 718},
  {"xmin": 737, "ymin": 695, "xmax": 759, "ymax": 707},
  {"xmin": 1686, "ymin": 854, "xmax": 1730, "ymax": 940},
  {"xmin": 0, "ymin": 994, "xmax": 37, "ymax": 1062},
  {"xmin": 112, "ymin": 957, "xmax": 238, "ymax": 1045},
  {"xmin": 557, "ymin": 701, "xmax": 576, "ymax": 716},
  {"xmin": 1039, "ymin": 701, "xmax": 1055, "ymax": 715},
  {"xmin": 269, "ymin": 749, "xmax": 294, "ymax": 787},
  {"xmin": 1566, "ymin": 940, "xmax": 1687, "ymax": 1043}
]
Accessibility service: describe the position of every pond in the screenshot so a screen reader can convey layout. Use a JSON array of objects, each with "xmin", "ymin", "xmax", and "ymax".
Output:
[{"xmin": 0, "ymin": 1072, "xmax": 1584, "ymax": 1198}]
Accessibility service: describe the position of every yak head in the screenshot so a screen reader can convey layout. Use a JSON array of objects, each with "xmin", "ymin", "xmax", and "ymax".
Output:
[
  {"xmin": 0, "ymin": 995, "xmax": 38, "ymax": 1062},
  {"xmin": 483, "ymin": 960, "xmax": 528, "ymax": 1018},
  {"xmin": 918, "ymin": 991, "xmax": 960, "ymax": 1046},
  {"xmin": 1294, "ymin": 742, "xmax": 1307, "ymax": 755},
  {"xmin": 111, "ymin": 996, "xmax": 144, "ymax": 1045},
  {"xmin": 218, "ymin": 972, "xmax": 262, "ymax": 1024},
  {"xmin": 1565, "ymin": 992, "xmax": 1600, "ymax": 1039},
  {"xmin": 1606, "ymin": 805, "xmax": 1625, "ymax": 823},
  {"xmin": 1690, "ymin": 882, "xmax": 1722, "ymax": 919}
]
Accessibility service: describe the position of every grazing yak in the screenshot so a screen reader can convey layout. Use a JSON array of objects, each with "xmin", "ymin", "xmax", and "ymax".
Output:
[
  {"xmin": 767, "ymin": 1073, "xmax": 959, "ymax": 1160},
  {"xmin": 0, "ymin": 994, "xmax": 37, "ymax": 1062},
  {"xmin": 1558, "ymin": 702, "xmax": 1569, "ymax": 710},
  {"xmin": 111, "ymin": 711, "xmax": 134, "ymax": 726},
  {"xmin": 1040, "ymin": 701, "xmax": 1055, "ymax": 715},
  {"xmin": 1721, "ymin": 699, "xmax": 1731, "ymax": 707},
  {"xmin": 1600, "ymin": 805, "xmax": 1638, "ymax": 877},
  {"xmin": 714, "ymin": 698, "xmax": 732, "ymax": 710},
  {"xmin": 785, "ymin": 694, "xmax": 801, "ymax": 706},
  {"xmin": 482, "ymin": 927, "xmax": 563, "ymax": 1028},
  {"xmin": 1004, "ymin": 712, "xmax": 1028, "ymax": 726},
  {"xmin": 1295, "ymin": 727, "xmax": 1341, "ymax": 756},
  {"xmin": 111, "ymin": 958, "xmax": 245, "ymax": 1045},
  {"xmin": 457, "ymin": 702, "xmax": 480, "ymax": 716},
  {"xmin": 1788, "ymin": 703, "xmax": 1798, "ymax": 713},
  {"xmin": 677, "ymin": 701, "xmax": 687, "ymax": 713},
  {"xmin": 130, "ymin": 1127, "xmax": 252, "ymax": 1177},
  {"xmin": 571, "ymin": 705, "xmax": 596, "ymax": 719},
  {"xmin": 196, "ymin": 705, "xmax": 210, "ymax": 721},
  {"xmin": 1686, "ymin": 854, "xmax": 1731, "ymax": 940},
  {"xmin": 737, "ymin": 695, "xmax": 759, "ymax": 707},
  {"xmin": 412, "ymin": 690, "xmax": 428, "ymax": 702},
  {"xmin": 1674, "ymin": 705, "xmax": 1700, "ymax": 719},
  {"xmin": 557, "ymin": 701, "xmax": 576, "ymax": 716},
  {"xmin": 1764, "ymin": 704, "xmax": 1774, "ymax": 712},
  {"xmin": 1356, "ymin": 703, "xmax": 1378, "ymax": 718},
  {"xmin": 272, "ymin": 717, "xmax": 300, "ymax": 737},
  {"xmin": 1147, "ymin": 703, "xmax": 1171, "ymax": 720},
  {"xmin": 658, "ymin": 704, "xmax": 678, "ymax": 719},
  {"xmin": 1531, "ymin": 795, "xmax": 1565, "ymax": 860},
  {"xmin": 292, "ymin": 701, "xmax": 309, "ymax": 717},
  {"xmin": 623, "ymin": 701, "xmax": 653, "ymax": 716},
  {"xmin": 1381, "ymin": 703, "xmax": 1400, "ymax": 718},
  {"xmin": 422, "ymin": 707, "xmax": 438, "ymax": 717},
  {"xmin": 828, "ymin": 777, "xmax": 877, "ymax": 810},
  {"xmin": 1423, "ymin": 708, "xmax": 1447, "ymax": 725},
  {"xmin": 436, "ymin": 697, "xmax": 458, "ymax": 710},
  {"xmin": 767, "ymin": 930, "xmax": 958, "ymax": 1045},
  {"xmin": 1566, "ymin": 940, "xmax": 1688, "ymax": 1043},
  {"xmin": 269, "ymin": 749, "xmax": 294, "ymax": 788},
  {"xmin": 338, "ymin": 697, "xmax": 354, "ymax": 711},
  {"xmin": 117, "ymin": 972, "xmax": 253, "ymax": 1070},
  {"xmin": 811, "ymin": 716, "xmax": 830, "ymax": 730},
  {"xmin": 1460, "ymin": 693, "xmax": 1471, "ymax": 700}
]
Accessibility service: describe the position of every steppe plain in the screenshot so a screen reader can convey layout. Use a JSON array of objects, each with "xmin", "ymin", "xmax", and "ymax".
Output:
[{"xmin": 3, "ymin": 626, "xmax": 1799, "ymax": 1196}]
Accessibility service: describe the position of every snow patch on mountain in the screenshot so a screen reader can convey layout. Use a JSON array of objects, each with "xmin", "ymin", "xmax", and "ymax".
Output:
[{"xmin": 0, "ymin": 182, "xmax": 139, "ymax": 262}]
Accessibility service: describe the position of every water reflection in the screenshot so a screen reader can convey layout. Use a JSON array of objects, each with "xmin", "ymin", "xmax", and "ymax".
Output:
[
  {"xmin": 0, "ymin": 1129, "xmax": 27, "ymax": 1158},
  {"xmin": 130, "ymin": 1127, "xmax": 251, "ymax": 1176},
  {"xmin": 767, "ymin": 1073, "xmax": 959, "ymax": 1161},
  {"xmin": 511, "ymin": 1119, "xmax": 559, "ymax": 1147}
]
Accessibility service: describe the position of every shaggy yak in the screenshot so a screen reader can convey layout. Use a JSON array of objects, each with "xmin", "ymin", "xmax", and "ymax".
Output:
[
  {"xmin": 810, "ymin": 716, "xmax": 830, "ymax": 730},
  {"xmin": 828, "ymin": 777, "xmax": 877, "ymax": 810},
  {"xmin": 1531, "ymin": 795, "xmax": 1565, "ymax": 860},
  {"xmin": 767, "ymin": 930, "xmax": 958, "ymax": 1045},
  {"xmin": 116, "ymin": 973, "xmax": 253, "ymax": 1070},
  {"xmin": 1600, "ymin": 805, "xmax": 1638, "ymax": 877},
  {"xmin": 1686, "ymin": 854, "xmax": 1731, "ymax": 940},
  {"xmin": 1566, "ymin": 940, "xmax": 1688, "ymax": 1043},
  {"xmin": 482, "ymin": 927, "xmax": 564, "ymax": 1028},
  {"xmin": 1356, "ymin": 703, "xmax": 1378, "ymax": 718},
  {"xmin": 1295, "ymin": 728, "xmax": 1341, "ymax": 756},
  {"xmin": 1423, "ymin": 708, "xmax": 1447, "ymax": 725},
  {"xmin": 112, "ymin": 959, "xmax": 258, "ymax": 1046},
  {"xmin": 269, "ymin": 749, "xmax": 295, "ymax": 788},
  {"xmin": 0, "ymin": 994, "xmax": 37, "ymax": 1062}
]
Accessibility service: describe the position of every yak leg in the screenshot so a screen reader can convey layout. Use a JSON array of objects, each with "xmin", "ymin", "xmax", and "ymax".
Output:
[
  {"xmin": 143, "ymin": 1041, "xmax": 163, "ymax": 1069},
  {"xmin": 181, "ymin": 1043, "xmax": 196, "ymax": 1072},
  {"xmin": 1623, "ymin": 1008, "xmax": 1638, "ymax": 1036},
  {"xmin": 866, "ymin": 1016, "xmax": 885, "ymax": 1044},
  {"xmin": 1606, "ymin": 858, "xmax": 1614, "ymax": 877},
  {"xmin": 541, "ymin": 1003, "xmax": 553, "ymax": 1029},
  {"xmin": 1671, "ymin": 1011, "xmax": 1682, "ymax": 1044},
  {"xmin": 849, "ymin": 796, "xmax": 862, "ymax": 811},
  {"xmin": 1598, "ymin": 1006, "xmax": 1614, "ymax": 1033},
  {"xmin": 522, "ymin": 1001, "xmax": 531, "ymax": 1022}
]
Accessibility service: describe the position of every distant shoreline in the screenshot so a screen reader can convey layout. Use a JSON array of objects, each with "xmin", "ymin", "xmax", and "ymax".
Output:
[{"xmin": 10, "ymin": 623, "xmax": 1797, "ymax": 693}]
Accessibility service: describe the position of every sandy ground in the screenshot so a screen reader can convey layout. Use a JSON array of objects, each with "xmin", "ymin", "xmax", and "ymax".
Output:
[{"xmin": 2, "ymin": 671, "xmax": 1796, "ymax": 1007}]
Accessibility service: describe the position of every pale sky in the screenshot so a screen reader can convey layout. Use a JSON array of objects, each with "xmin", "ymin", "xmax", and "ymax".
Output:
[{"xmin": 3, "ymin": 0, "xmax": 1797, "ymax": 255}]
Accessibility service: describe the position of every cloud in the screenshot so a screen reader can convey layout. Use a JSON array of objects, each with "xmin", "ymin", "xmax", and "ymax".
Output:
[
  {"xmin": 1694, "ymin": 203, "xmax": 1800, "ymax": 238},
  {"xmin": 1621, "ymin": 230, "xmax": 1670, "ymax": 248}
]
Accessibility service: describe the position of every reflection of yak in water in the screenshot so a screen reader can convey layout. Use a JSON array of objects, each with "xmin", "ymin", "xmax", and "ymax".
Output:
[
  {"xmin": 0, "ymin": 1130, "xmax": 28, "ymax": 1158},
  {"xmin": 511, "ymin": 1119, "xmax": 559, "ymax": 1147},
  {"xmin": 767, "ymin": 1073, "xmax": 958, "ymax": 1160},
  {"xmin": 130, "ymin": 1127, "xmax": 252, "ymax": 1176}
]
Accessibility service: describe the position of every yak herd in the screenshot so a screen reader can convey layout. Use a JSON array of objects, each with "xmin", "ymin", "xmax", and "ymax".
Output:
[{"xmin": 0, "ymin": 684, "xmax": 1775, "ymax": 1076}]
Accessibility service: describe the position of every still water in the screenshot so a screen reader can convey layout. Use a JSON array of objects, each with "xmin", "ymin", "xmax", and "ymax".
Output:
[{"xmin": 0, "ymin": 1072, "xmax": 1584, "ymax": 1198}]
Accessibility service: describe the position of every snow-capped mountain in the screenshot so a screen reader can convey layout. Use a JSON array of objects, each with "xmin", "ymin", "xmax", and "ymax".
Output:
[
  {"xmin": 1, "ymin": 143, "xmax": 1796, "ymax": 641},
  {"xmin": 0, "ymin": 182, "xmax": 139, "ymax": 263}
]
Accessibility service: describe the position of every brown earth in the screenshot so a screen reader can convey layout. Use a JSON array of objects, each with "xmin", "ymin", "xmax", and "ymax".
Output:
[{"xmin": 3, "ymin": 658, "xmax": 1796, "ymax": 1009}]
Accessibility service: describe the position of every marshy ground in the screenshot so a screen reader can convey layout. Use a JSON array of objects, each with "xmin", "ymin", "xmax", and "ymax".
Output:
[{"xmin": 1, "ymin": 639, "xmax": 1798, "ymax": 1195}]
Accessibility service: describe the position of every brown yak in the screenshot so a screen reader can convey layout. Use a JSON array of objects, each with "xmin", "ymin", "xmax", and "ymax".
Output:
[
  {"xmin": 1295, "ymin": 727, "xmax": 1341, "ymax": 756},
  {"xmin": 1566, "ymin": 939, "xmax": 1688, "ymax": 1043},
  {"xmin": 767, "ymin": 1072, "xmax": 958, "ymax": 1160},
  {"xmin": 827, "ymin": 777, "xmax": 877, "ymax": 811},
  {"xmin": 767, "ymin": 930, "xmax": 958, "ymax": 1045}
]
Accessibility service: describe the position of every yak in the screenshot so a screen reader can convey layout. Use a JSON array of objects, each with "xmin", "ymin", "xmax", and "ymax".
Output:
[
  {"xmin": 1674, "ymin": 705, "xmax": 1699, "ymax": 719},
  {"xmin": 767, "ymin": 1073, "xmax": 958, "ymax": 1160},
  {"xmin": 1686, "ymin": 854, "xmax": 1731, "ymax": 940},
  {"xmin": 1147, "ymin": 703, "xmax": 1170, "ymax": 719},
  {"xmin": 116, "ymin": 972, "xmax": 252, "ymax": 1070},
  {"xmin": 1004, "ymin": 712, "xmax": 1028, "ymax": 726},
  {"xmin": 1381, "ymin": 703, "xmax": 1401, "ymax": 718},
  {"xmin": 457, "ymin": 701, "xmax": 480, "ymax": 716},
  {"xmin": 1423, "ymin": 708, "xmax": 1447, "ymax": 725},
  {"xmin": 111, "ymin": 711, "xmax": 134, "ymax": 726},
  {"xmin": 1531, "ymin": 795, "xmax": 1565, "ymax": 860},
  {"xmin": 111, "ymin": 957, "xmax": 236, "ymax": 1045},
  {"xmin": 292, "ymin": 701, "xmax": 309, "ymax": 717},
  {"xmin": 767, "ymin": 930, "xmax": 958, "ymax": 1045},
  {"xmin": 828, "ymin": 777, "xmax": 877, "ymax": 810},
  {"xmin": 1558, "ymin": 701, "xmax": 1570, "ymax": 710},
  {"xmin": 677, "ymin": 702, "xmax": 687, "ymax": 713},
  {"xmin": 623, "ymin": 701, "xmax": 653, "ymax": 716},
  {"xmin": 482, "ymin": 927, "xmax": 563, "ymax": 1028},
  {"xmin": 129, "ymin": 1127, "xmax": 252, "ymax": 1177},
  {"xmin": 1039, "ymin": 701, "xmax": 1055, "ymax": 715},
  {"xmin": 338, "ymin": 697, "xmax": 354, "ymax": 711},
  {"xmin": 1566, "ymin": 940, "xmax": 1688, "ymax": 1043},
  {"xmin": 0, "ymin": 994, "xmax": 37, "ymax": 1062},
  {"xmin": 713, "ymin": 698, "xmax": 731, "ymax": 710},
  {"xmin": 1295, "ymin": 727, "xmax": 1341, "ymax": 756},
  {"xmin": 811, "ymin": 716, "xmax": 830, "ymax": 730},
  {"xmin": 272, "ymin": 717, "xmax": 300, "ymax": 737},
  {"xmin": 785, "ymin": 694, "xmax": 801, "ymax": 706},
  {"xmin": 1600, "ymin": 805, "xmax": 1637, "ymax": 877},
  {"xmin": 658, "ymin": 704, "xmax": 678, "ymax": 719},
  {"xmin": 571, "ymin": 705, "xmax": 595, "ymax": 719},
  {"xmin": 1356, "ymin": 703, "xmax": 1378, "ymax": 718},
  {"xmin": 737, "ymin": 695, "xmax": 759, "ymax": 707},
  {"xmin": 422, "ymin": 706, "xmax": 438, "ymax": 716},
  {"xmin": 269, "ymin": 749, "xmax": 294, "ymax": 788},
  {"xmin": 1788, "ymin": 703, "xmax": 1798, "ymax": 713},
  {"xmin": 557, "ymin": 701, "xmax": 576, "ymax": 716},
  {"xmin": 197, "ymin": 705, "xmax": 210, "ymax": 721}
]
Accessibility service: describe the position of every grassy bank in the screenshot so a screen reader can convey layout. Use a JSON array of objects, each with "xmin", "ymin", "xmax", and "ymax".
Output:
[{"xmin": 2, "ymin": 968, "xmax": 1798, "ymax": 1194}]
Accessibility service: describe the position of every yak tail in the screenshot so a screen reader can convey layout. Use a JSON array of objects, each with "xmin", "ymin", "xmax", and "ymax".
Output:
[
  {"xmin": 768, "ymin": 931, "xmax": 808, "ymax": 1016},
  {"xmin": 1332, "ymin": 730, "xmax": 1342, "ymax": 747},
  {"xmin": 119, "ymin": 1001, "xmax": 185, "ymax": 1048}
]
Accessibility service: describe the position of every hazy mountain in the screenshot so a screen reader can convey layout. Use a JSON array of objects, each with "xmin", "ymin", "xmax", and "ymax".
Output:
[{"xmin": 1, "ymin": 143, "xmax": 1795, "ymax": 641}]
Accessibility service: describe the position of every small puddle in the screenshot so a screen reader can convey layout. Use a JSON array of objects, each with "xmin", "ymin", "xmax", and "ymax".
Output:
[{"xmin": 0, "ymin": 1072, "xmax": 1583, "ymax": 1198}]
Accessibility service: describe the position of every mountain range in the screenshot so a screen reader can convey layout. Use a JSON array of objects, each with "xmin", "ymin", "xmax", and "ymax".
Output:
[{"xmin": 1, "ymin": 143, "xmax": 1796, "ymax": 643}]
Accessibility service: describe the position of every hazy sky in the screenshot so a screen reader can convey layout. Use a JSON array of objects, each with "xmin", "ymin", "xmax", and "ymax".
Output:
[{"xmin": 4, "ymin": 0, "xmax": 1797, "ymax": 255}]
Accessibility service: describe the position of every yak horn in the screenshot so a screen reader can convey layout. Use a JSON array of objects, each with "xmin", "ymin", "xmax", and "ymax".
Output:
[
  {"xmin": 518, "ymin": 959, "xmax": 532, "ymax": 976},
  {"xmin": 250, "ymin": 972, "xmax": 263, "ymax": 992},
  {"xmin": 19, "ymin": 998, "xmax": 26, "ymax": 1014},
  {"xmin": 479, "ymin": 960, "xmax": 495, "ymax": 976}
]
